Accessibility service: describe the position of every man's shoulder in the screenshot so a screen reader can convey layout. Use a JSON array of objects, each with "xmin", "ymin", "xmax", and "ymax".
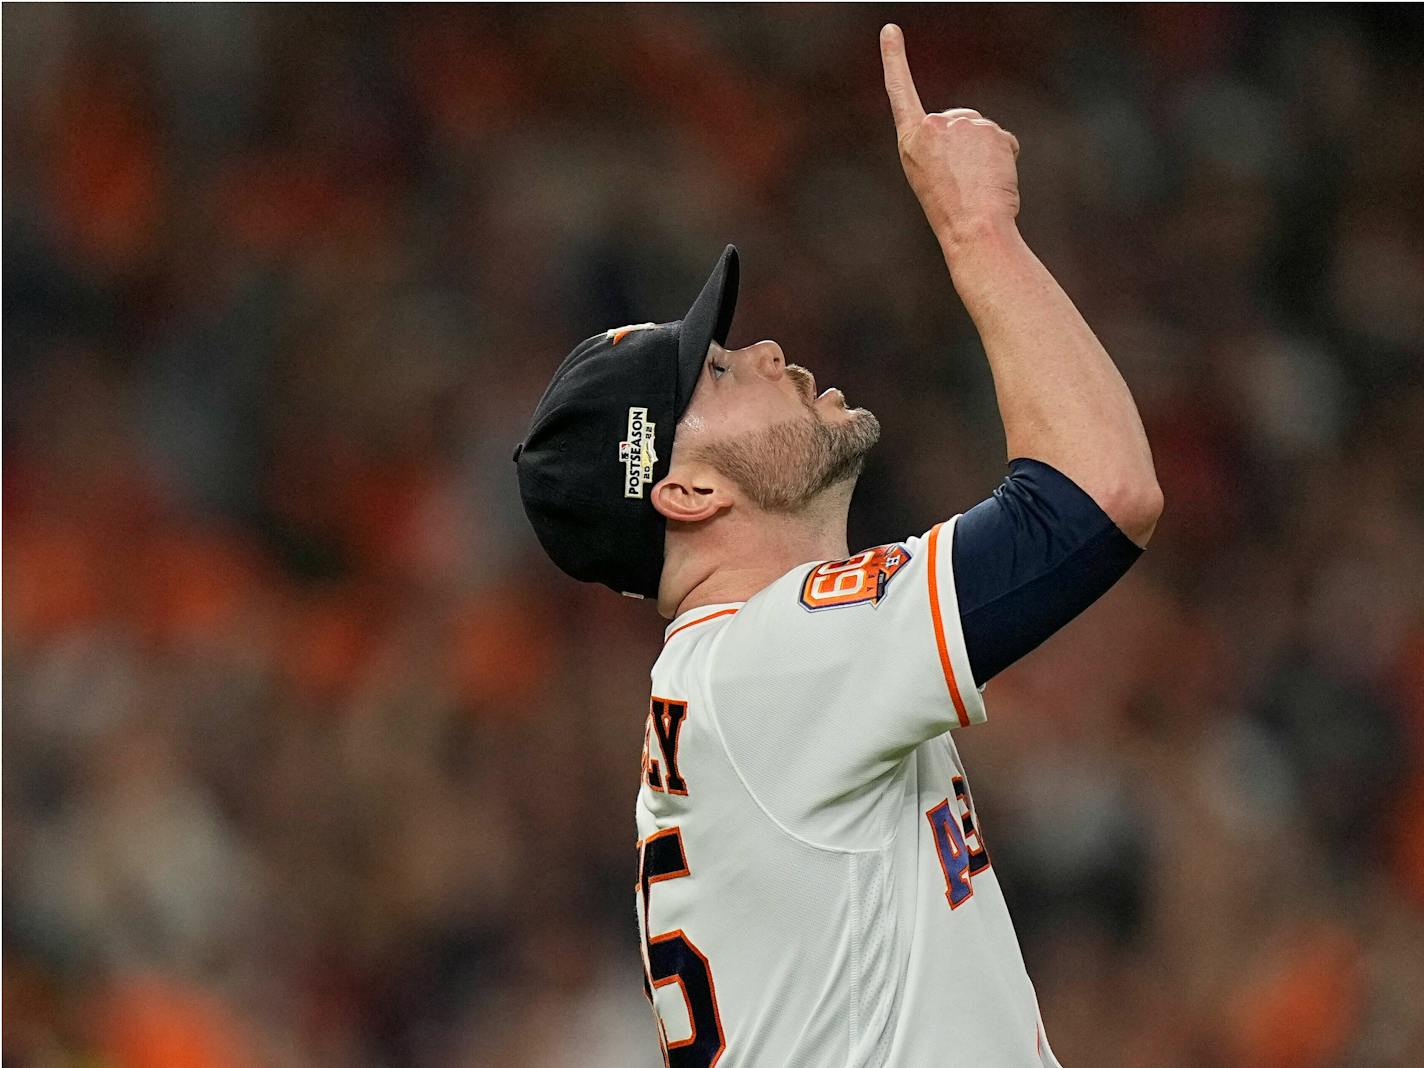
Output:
[
  {"xmin": 714, "ymin": 536, "xmax": 931, "ymax": 659},
  {"xmin": 747, "ymin": 536, "xmax": 924, "ymax": 614}
]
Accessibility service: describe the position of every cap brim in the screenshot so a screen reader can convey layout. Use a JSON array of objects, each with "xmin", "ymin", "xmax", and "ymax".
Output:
[{"xmin": 675, "ymin": 244, "xmax": 739, "ymax": 417}]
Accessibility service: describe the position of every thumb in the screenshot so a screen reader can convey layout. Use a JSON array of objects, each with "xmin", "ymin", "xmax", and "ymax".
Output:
[{"xmin": 880, "ymin": 24, "xmax": 925, "ymax": 135}]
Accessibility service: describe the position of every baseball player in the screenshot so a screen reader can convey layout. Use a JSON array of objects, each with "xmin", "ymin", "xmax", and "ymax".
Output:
[{"xmin": 513, "ymin": 25, "xmax": 1161, "ymax": 1067}]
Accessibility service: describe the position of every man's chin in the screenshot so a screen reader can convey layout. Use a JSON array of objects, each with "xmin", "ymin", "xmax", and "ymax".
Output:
[
  {"xmin": 693, "ymin": 405, "xmax": 881, "ymax": 513},
  {"xmin": 845, "ymin": 404, "xmax": 877, "ymax": 425},
  {"xmin": 838, "ymin": 405, "xmax": 881, "ymax": 448},
  {"xmin": 809, "ymin": 408, "xmax": 880, "ymax": 494}
]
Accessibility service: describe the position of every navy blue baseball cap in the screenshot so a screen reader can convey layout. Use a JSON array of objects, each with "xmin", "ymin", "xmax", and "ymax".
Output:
[{"xmin": 513, "ymin": 245, "xmax": 740, "ymax": 598}]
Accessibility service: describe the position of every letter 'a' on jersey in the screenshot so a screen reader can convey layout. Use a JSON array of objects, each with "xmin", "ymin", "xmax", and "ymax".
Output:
[{"xmin": 635, "ymin": 516, "xmax": 1062, "ymax": 1067}]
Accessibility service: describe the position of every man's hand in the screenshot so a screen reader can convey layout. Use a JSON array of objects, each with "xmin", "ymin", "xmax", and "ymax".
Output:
[
  {"xmin": 880, "ymin": 24, "xmax": 1021, "ymax": 245},
  {"xmin": 878, "ymin": 26, "xmax": 1160, "ymax": 547}
]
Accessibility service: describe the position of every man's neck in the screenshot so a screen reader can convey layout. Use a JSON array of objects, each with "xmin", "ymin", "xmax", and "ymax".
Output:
[{"xmin": 660, "ymin": 509, "xmax": 851, "ymax": 619}]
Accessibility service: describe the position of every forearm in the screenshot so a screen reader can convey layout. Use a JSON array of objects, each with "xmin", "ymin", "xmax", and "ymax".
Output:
[
  {"xmin": 875, "ymin": 24, "xmax": 1161, "ymax": 543},
  {"xmin": 941, "ymin": 220, "xmax": 1162, "ymax": 545}
]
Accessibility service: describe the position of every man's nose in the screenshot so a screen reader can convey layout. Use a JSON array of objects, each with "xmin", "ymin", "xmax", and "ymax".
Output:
[{"xmin": 736, "ymin": 340, "xmax": 785, "ymax": 380}]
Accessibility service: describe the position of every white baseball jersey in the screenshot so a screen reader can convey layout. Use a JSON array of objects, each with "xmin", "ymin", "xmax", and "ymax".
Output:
[{"xmin": 634, "ymin": 516, "xmax": 1060, "ymax": 1067}]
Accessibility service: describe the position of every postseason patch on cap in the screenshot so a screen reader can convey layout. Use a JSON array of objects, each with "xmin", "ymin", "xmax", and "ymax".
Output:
[
  {"xmin": 515, "ymin": 247, "xmax": 738, "ymax": 598},
  {"xmin": 619, "ymin": 407, "xmax": 658, "ymax": 498}
]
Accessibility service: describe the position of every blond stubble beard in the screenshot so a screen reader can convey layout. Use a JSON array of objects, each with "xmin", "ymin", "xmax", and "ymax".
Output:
[{"xmin": 691, "ymin": 406, "xmax": 882, "ymax": 513}]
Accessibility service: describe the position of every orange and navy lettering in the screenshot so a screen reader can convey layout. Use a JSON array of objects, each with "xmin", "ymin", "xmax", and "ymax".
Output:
[
  {"xmin": 651, "ymin": 698, "xmax": 689, "ymax": 796},
  {"xmin": 637, "ymin": 827, "xmax": 727, "ymax": 1067},
  {"xmin": 927, "ymin": 773, "xmax": 991, "ymax": 908},
  {"xmin": 954, "ymin": 774, "xmax": 990, "ymax": 875},
  {"xmin": 642, "ymin": 696, "xmax": 689, "ymax": 796},
  {"xmin": 641, "ymin": 716, "xmax": 663, "ymax": 791}
]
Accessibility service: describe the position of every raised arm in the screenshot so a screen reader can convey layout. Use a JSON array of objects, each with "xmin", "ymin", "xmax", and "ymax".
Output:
[{"xmin": 880, "ymin": 25, "xmax": 1162, "ymax": 546}]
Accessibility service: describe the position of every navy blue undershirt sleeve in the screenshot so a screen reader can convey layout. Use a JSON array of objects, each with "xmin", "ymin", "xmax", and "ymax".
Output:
[{"xmin": 951, "ymin": 457, "xmax": 1143, "ymax": 685}]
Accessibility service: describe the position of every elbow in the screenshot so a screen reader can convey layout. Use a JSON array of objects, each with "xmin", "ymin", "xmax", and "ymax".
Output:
[{"xmin": 1103, "ymin": 478, "xmax": 1163, "ymax": 548}]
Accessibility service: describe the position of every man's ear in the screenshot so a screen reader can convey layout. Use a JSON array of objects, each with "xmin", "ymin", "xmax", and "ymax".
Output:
[{"xmin": 650, "ymin": 466, "xmax": 733, "ymax": 524}]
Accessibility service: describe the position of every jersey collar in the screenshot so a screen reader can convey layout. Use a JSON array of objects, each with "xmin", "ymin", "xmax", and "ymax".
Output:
[{"xmin": 663, "ymin": 602, "xmax": 745, "ymax": 644}]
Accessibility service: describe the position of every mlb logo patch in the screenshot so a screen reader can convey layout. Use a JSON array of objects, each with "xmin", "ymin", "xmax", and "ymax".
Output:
[
  {"xmin": 799, "ymin": 543, "xmax": 912, "ymax": 611},
  {"xmin": 606, "ymin": 322, "xmax": 657, "ymax": 345}
]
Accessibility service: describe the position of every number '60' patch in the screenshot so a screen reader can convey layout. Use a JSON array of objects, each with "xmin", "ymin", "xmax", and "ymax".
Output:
[{"xmin": 799, "ymin": 543, "xmax": 912, "ymax": 611}]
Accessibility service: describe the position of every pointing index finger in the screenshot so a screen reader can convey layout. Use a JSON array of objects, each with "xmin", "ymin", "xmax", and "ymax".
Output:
[{"xmin": 880, "ymin": 24, "xmax": 925, "ymax": 134}]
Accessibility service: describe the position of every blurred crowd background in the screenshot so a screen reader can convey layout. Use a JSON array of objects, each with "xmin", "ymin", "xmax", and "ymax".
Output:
[{"xmin": 5, "ymin": 5, "xmax": 1424, "ymax": 1067}]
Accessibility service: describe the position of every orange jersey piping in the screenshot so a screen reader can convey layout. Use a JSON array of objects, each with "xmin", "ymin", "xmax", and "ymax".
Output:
[
  {"xmin": 927, "ymin": 522, "xmax": 971, "ymax": 727},
  {"xmin": 664, "ymin": 608, "xmax": 739, "ymax": 645}
]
